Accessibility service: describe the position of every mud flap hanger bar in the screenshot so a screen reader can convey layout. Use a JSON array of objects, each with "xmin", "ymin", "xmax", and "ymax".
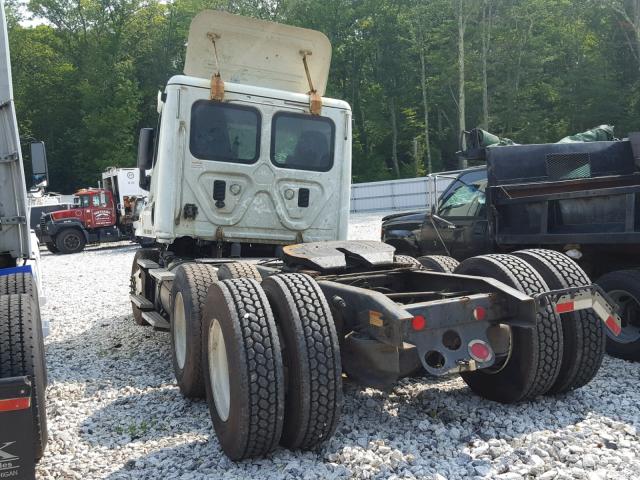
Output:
[{"xmin": 533, "ymin": 285, "xmax": 622, "ymax": 336}]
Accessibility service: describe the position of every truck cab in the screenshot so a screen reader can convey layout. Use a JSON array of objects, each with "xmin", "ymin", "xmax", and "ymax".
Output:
[
  {"xmin": 39, "ymin": 188, "xmax": 121, "ymax": 254},
  {"xmin": 381, "ymin": 167, "xmax": 490, "ymax": 259},
  {"xmin": 72, "ymin": 189, "xmax": 117, "ymax": 229},
  {"xmin": 135, "ymin": 11, "xmax": 352, "ymax": 258},
  {"xmin": 418, "ymin": 167, "xmax": 490, "ymax": 259}
]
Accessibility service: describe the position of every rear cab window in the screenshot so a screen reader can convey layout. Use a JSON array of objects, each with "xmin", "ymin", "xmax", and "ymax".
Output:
[
  {"xmin": 189, "ymin": 101, "xmax": 261, "ymax": 163},
  {"xmin": 271, "ymin": 112, "xmax": 335, "ymax": 172}
]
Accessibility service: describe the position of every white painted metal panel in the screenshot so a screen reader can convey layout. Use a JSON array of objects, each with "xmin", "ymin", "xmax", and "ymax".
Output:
[
  {"xmin": 185, "ymin": 11, "xmax": 331, "ymax": 95},
  {"xmin": 0, "ymin": 1, "xmax": 30, "ymax": 259}
]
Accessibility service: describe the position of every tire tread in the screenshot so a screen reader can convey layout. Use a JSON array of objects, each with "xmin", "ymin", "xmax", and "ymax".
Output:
[
  {"xmin": 217, "ymin": 262, "xmax": 262, "ymax": 281},
  {"xmin": 515, "ymin": 249, "xmax": 605, "ymax": 393},
  {"xmin": 0, "ymin": 294, "xmax": 47, "ymax": 459},
  {"xmin": 171, "ymin": 263, "xmax": 218, "ymax": 397},
  {"xmin": 417, "ymin": 255, "xmax": 460, "ymax": 273},
  {"xmin": 221, "ymin": 278, "xmax": 283, "ymax": 458},
  {"xmin": 267, "ymin": 273, "xmax": 342, "ymax": 449}
]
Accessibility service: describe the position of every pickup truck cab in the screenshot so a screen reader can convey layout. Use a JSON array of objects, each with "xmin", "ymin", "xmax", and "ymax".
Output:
[{"xmin": 382, "ymin": 167, "xmax": 490, "ymax": 259}]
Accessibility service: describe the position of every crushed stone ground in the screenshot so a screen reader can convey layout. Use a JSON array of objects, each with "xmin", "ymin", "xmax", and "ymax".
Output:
[{"xmin": 36, "ymin": 216, "xmax": 640, "ymax": 479}]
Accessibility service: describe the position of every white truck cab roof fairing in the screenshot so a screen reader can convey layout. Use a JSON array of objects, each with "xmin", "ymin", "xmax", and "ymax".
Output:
[
  {"xmin": 184, "ymin": 10, "xmax": 332, "ymax": 95},
  {"xmin": 139, "ymin": 12, "xmax": 352, "ymax": 247}
]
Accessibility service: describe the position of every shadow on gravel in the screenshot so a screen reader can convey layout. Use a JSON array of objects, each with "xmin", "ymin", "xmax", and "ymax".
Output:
[
  {"xmin": 102, "ymin": 439, "xmax": 355, "ymax": 480},
  {"xmin": 83, "ymin": 361, "xmax": 639, "ymax": 480},
  {"xmin": 39, "ymin": 242, "xmax": 138, "ymax": 258},
  {"xmin": 79, "ymin": 389, "xmax": 210, "ymax": 448},
  {"xmin": 44, "ymin": 314, "xmax": 172, "ymax": 386}
]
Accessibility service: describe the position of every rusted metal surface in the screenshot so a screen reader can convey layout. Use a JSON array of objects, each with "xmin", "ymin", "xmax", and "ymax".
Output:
[{"xmin": 283, "ymin": 240, "xmax": 395, "ymax": 270}]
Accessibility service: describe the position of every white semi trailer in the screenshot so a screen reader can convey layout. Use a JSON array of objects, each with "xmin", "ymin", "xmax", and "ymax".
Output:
[{"xmin": 0, "ymin": 0, "xmax": 48, "ymax": 476}]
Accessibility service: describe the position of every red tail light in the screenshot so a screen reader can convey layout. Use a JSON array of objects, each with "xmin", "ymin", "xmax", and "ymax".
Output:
[
  {"xmin": 412, "ymin": 315, "xmax": 426, "ymax": 331},
  {"xmin": 473, "ymin": 306, "xmax": 486, "ymax": 321},
  {"xmin": 468, "ymin": 340, "xmax": 492, "ymax": 362}
]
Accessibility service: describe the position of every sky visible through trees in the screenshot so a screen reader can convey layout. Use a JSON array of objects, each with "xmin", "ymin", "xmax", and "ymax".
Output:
[{"xmin": 8, "ymin": 0, "xmax": 640, "ymax": 192}]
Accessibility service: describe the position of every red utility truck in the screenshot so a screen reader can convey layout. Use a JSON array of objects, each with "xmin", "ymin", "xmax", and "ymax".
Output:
[{"xmin": 38, "ymin": 188, "xmax": 133, "ymax": 254}]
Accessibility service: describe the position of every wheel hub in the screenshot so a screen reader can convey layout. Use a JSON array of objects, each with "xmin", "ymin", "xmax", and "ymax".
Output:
[
  {"xmin": 208, "ymin": 319, "xmax": 230, "ymax": 421},
  {"xmin": 65, "ymin": 234, "xmax": 80, "ymax": 250},
  {"xmin": 608, "ymin": 289, "xmax": 640, "ymax": 343},
  {"xmin": 173, "ymin": 292, "xmax": 187, "ymax": 369}
]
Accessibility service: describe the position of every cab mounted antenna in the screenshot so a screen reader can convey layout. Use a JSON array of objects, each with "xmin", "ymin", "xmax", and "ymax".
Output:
[
  {"xmin": 300, "ymin": 50, "xmax": 322, "ymax": 115},
  {"xmin": 207, "ymin": 32, "xmax": 224, "ymax": 101}
]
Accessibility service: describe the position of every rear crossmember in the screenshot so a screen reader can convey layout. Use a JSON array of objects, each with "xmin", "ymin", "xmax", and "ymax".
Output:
[{"xmin": 314, "ymin": 268, "xmax": 622, "ymax": 380}]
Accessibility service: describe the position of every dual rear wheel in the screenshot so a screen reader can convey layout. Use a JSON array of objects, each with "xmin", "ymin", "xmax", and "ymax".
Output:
[
  {"xmin": 454, "ymin": 251, "xmax": 605, "ymax": 403},
  {"xmin": 164, "ymin": 251, "xmax": 604, "ymax": 457},
  {"xmin": 167, "ymin": 261, "xmax": 342, "ymax": 460}
]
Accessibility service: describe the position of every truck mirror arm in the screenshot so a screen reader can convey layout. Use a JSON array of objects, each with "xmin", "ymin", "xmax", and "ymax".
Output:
[{"xmin": 427, "ymin": 212, "xmax": 459, "ymax": 230}]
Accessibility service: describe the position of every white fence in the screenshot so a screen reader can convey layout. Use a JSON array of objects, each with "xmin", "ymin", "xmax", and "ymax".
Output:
[{"xmin": 350, "ymin": 175, "xmax": 454, "ymax": 214}]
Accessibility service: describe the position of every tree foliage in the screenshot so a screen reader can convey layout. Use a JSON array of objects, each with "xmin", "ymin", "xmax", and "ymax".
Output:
[{"xmin": 9, "ymin": 0, "xmax": 640, "ymax": 191}]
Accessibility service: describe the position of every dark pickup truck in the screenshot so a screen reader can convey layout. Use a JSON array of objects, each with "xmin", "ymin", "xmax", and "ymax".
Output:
[{"xmin": 382, "ymin": 135, "xmax": 640, "ymax": 360}]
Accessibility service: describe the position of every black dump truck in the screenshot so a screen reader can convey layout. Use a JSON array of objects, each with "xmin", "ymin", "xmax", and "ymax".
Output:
[{"xmin": 382, "ymin": 127, "xmax": 640, "ymax": 360}]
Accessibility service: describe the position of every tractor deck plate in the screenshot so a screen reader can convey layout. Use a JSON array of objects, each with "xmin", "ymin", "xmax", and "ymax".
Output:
[{"xmin": 283, "ymin": 240, "xmax": 395, "ymax": 271}]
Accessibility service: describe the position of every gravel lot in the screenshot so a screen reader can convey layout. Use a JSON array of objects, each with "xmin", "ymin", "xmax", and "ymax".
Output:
[{"xmin": 36, "ymin": 214, "xmax": 640, "ymax": 479}]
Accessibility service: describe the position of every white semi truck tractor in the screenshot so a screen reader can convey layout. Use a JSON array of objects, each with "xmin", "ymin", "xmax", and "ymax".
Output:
[
  {"xmin": 0, "ymin": 0, "xmax": 48, "ymax": 476},
  {"xmin": 130, "ymin": 11, "xmax": 622, "ymax": 461}
]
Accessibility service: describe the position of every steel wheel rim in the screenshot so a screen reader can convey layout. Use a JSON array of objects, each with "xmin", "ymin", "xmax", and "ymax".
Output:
[
  {"xmin": 173, "ymin": 292, "xmax": 187, "ymax": 369},
  {"xmin": 133, "ymin": 266, "xmax": 143, "ymax": 296},
  {"xmin": 608, "ymin": 289, "xmax": 640, "ymax": 343},
  {"xmin": 208, "ymin": 319, "xmax": 230, "ymax": 422},
  {"xmin": 65, "ymin": 233, "xmax": 80, "ymax": 250},
  {"xmin": 482, "ymin": 324, "xmax": 512, "ymax": 374}
]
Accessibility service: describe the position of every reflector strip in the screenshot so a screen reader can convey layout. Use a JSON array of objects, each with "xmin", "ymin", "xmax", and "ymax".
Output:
[
  {"xmin": 0, "ymin": 396, "xmax": 31, "ymax": 412},
  {"xmin": 573, "ymin": 298, "xmax": 593, "ymax": 310},
  {"xmin": 556, "ymin": 301, "xmax": 574, "ymax": 314},
  {"xmin": 605, "ymin": 316, "xmax": 622, "ymax": 336}
]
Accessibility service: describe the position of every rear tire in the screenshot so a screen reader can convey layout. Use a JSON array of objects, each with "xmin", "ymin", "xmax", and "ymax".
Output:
[
  {"xmin": 170, "ymin": 263, "xmax": 219, "ymax": 398},
  {"xmin": 262, "ymin": 273, "xmax": 342, "ymax": 450},
  {"xmin": 394, "ymin": 255, "xmax": 423, "ymax": 268},
  {"xmin": 217, "ymin": 262, "xmax": 262, "ymax": 281},
  {"xmin": 454, "ymin": 254, "xmax": 563, "ymax": 403},
  {"xmin": 201, "ymin": 278, "xmax": 284, "ymax": 460},
  {"xmin": 130, "ymin": 248, "xmax": 160, "ymax": 326},
  {"xmin": 55, "ymin": 228, "xmax": 86, "ymax": 254},
  {"xmin": 417, "ymin": 255, "xmax": 460, "ymax": 273},
  {"xmin": 595, "ymin": 270, "xmax": 640, "ymax": 361},
  {"xmin": 0, "ymin": 294, "xmax": 48, "ymax": 460},
  {"xmin": 514, "ymin": 249, "xmax": 605, "ymax": 393}
]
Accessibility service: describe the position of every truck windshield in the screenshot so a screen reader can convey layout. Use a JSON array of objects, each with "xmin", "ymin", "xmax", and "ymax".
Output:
[
  {"xmin": 438, "ymin": 170, "xmax": 487, "ymax": 218},
  {"xmin": 189, "ymin": 101, "xmax": 260, "ymax": 164},
  {"xmin": 271, "ymin": 112, "xmax": 334, "ymax": 172}
]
